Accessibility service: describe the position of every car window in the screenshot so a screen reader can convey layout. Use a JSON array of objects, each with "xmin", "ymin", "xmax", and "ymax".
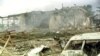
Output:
[
  {"xmin": 83, "ymin": 40, "xmax": 100, "ymax": 56},
  {"xmin": 66, "ymin": 40, "xmax": 83, "ymax": 50}
]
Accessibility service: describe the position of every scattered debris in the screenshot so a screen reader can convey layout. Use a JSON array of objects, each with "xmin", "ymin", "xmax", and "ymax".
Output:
[
  {"xmin": 27, "ymin": 45, "xmax": 49, "ymax": 56},
  {"xmin": 0, "ymin": 30, "xmax": 97, "ymax": 56}
]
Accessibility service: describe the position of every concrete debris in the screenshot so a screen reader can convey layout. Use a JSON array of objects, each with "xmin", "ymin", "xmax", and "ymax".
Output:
[
  {"xmin": 27, "ymin": 45, "xmax": 48, "ymax": 56},
  {"xmin": 0, "ymin": 30, "xmax": 98, "ymax": 56}
]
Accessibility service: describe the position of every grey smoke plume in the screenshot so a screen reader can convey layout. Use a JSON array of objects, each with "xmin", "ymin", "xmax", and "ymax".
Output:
[{"xmin": 98, "ymin": 0, "xmax": 100, "ymax": 5}]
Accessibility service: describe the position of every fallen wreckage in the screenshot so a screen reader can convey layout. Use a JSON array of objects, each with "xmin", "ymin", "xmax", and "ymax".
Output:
[
  {"xmin": 0, "ymin": 31, "xmax": 63, "ymax": 56},
  {"xmin": 61, "ymin": 32, "xmax": 100, "ymax": 56},
  {"xmin": 1, "ymin": 30, "xmax": 100, "ymax": 56}
]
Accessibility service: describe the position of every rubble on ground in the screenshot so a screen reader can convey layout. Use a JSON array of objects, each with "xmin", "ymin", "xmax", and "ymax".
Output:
[{"xmin": 0, "ymin": 30, "xmax": 97, "ymax": 56}]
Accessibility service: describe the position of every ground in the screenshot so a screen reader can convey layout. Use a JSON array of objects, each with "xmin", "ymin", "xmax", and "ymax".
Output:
[{"xmin": 0, "ymin": 28, "xmax": 98, "ymax": 56}]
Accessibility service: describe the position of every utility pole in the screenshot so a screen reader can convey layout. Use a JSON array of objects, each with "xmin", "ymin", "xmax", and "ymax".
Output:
[
  {"xmin": 62, "ymin": 3, "xmax": 64, "ymax": 9},
  {"xmin": 7, "ymin": 17, "xmax": 10, "ymax": 30},
  {"xmin": 1, "ymin": 18, "xmax": 3, "ymax": 28}
]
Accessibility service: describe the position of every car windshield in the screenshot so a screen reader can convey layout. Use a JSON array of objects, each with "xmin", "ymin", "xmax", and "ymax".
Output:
[{"xmin": 66, "ymin": 40, "xmax": 83, "ymax": 50}]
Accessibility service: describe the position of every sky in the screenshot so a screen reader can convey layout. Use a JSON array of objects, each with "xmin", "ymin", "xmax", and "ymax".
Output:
[{"xmin": 0, "ymin": 0, "xmax": 99, "ymax": 17}]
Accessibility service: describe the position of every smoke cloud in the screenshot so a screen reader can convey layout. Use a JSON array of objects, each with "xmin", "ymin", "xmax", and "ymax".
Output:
[{"xmin": 0, "ymin": 0, "xmax": 99, "ymax": 17}]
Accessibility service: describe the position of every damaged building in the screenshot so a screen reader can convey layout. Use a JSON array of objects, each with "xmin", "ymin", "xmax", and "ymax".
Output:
[
  {"xmin": 90, "ymin": 14, "xmax": 100, "ymax": 28},
  {"xmin": 0, "ymin": 6, "xmax": 92, "ymax": 32},
  {"xmin": 49, "ymin": 6, "xmax": 90, "ymax": 32}
]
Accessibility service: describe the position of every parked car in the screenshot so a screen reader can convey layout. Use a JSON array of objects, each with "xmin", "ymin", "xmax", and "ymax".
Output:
[{"xmin": 60, "ymin": 32, "xmax": 100, "ymax": 56}]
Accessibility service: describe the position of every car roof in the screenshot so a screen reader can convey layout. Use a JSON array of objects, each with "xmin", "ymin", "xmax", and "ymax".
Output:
[{"xmin": 70, "ymin": 32, "xmax": 100, "ymax": 40}]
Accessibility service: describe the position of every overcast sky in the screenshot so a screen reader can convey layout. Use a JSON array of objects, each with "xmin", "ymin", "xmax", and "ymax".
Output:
[{"xmin": 0, "ymin": 0, "xmax": 99, "ymax": 17}]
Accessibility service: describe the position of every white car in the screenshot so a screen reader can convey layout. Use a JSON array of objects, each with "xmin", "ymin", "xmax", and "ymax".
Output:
[{"xmin": 61, "ymin": 32, "xmax": 100, "ymax": 56}]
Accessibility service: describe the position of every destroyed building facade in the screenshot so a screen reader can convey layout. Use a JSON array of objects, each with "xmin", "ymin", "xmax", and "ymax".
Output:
[
  {"xmin": 90, "ymin": 14, "xmax": 100, "ymax": 28},
  {"xmin": 0, "ymin": 6, "xmax": 94, "ymax": 32}
]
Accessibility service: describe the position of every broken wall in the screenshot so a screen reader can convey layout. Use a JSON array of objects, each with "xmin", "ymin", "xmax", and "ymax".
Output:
[
  {"xmin": 49, "ymin": 7, "xmax": 90, "ymax": 32},
  {"xmin": 90, "ymin": 14, "xmax": 100, "ymax": 28},
  {"xmin": 0, "ymin": 6, "xmax": 91, "ymax": 32}
]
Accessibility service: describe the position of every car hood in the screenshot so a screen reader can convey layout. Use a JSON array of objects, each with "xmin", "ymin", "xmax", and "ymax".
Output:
[{"xmin": 60, "ymin": 50, "xmax": 87, "ymax": 56}]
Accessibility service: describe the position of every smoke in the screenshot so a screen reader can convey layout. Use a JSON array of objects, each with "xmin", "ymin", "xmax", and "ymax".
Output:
[
  {"xmin": 0, "ymin": 0, "xmax": 99, "ymax": 16},
  {"xmin": 98, "ymin": 0, "xmax": 100, "ymax": 5},
  {"xmin": 0, "ymin": 0, "xmax": 3, "ymax": 5}
]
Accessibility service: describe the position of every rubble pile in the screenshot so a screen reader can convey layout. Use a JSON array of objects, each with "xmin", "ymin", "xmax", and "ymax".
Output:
[
  {"xmin": 0, "ymin": 29, "xmax": 96, "ymax": 56},
  {"xmin": 0, "ymin": 31, "xmax": 66, "ymax": 56}
]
